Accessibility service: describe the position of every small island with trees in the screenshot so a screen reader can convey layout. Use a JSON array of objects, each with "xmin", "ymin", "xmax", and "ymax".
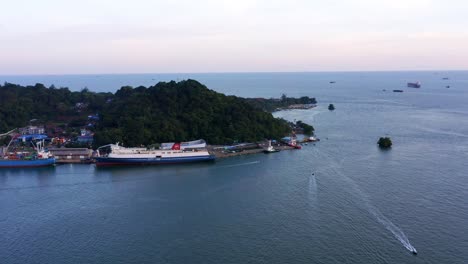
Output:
[{"xmin": 378, "ymin": 137, "xmax": 392, "ymax": 149}]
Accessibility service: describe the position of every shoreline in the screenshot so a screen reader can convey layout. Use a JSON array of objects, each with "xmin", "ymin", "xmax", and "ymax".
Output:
[{"xmin": 207, "ymin": 144, "xmax": 297, "ymax": 159}]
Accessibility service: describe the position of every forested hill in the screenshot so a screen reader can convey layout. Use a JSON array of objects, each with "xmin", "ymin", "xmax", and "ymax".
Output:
[
  {"xmin": 95, "ymin": 80, "xmax": 291, "ymax": 146},
  {"xmin": 0, "ymin": 82, "xmax": 111, "ymax": 132},
  {"xmin": 1, "ymin": 80, "xmax": 302, "ymax": 146}
]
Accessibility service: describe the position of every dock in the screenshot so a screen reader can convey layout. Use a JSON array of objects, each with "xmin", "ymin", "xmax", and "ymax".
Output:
[{"xmin": 48, "ymin": 148, "xmax": 94, "ymax": 164}]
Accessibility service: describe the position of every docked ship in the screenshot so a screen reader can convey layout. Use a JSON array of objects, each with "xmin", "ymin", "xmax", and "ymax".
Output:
[
  {"xmin": 160, "ymin": 139, "xmax": 206, "ymax": 150},
  {"xmin": 95, "ymin": 142, "xmax": 215, "ymax": 166},
  {"xmin": 407, "ymin": 82, "xmax": 421, "ymax": 88},
  {"xmin": 0, "ymin": 133, "xmax": 55, "ymax": 168}
]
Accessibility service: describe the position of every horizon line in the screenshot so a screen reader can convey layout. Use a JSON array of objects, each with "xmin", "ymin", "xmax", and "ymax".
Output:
[{"xmin": 1, "ymin": 69, "xmax": 468, "ymax": 77}]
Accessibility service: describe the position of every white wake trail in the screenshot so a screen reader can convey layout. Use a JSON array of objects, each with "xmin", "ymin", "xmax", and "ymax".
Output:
[
  {"xmin": 321, "ymin": 152, "xmax": 417, "ymax": 253},
  {"xmin": 309, "ymin": 172, "xmax": 318, "ymax": 200},
  {"xmin": 214, "ymin": 161, "xmax": 260, "ymax": 169},
  {"xmin": 367, "ymin": 205, "xmax": 417, "ymax": 252}
]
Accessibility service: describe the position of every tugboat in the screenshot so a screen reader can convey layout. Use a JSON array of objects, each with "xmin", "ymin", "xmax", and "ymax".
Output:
[{"xmin": 263, "ymin": 140, "xmax": 280, "ymax": 154}]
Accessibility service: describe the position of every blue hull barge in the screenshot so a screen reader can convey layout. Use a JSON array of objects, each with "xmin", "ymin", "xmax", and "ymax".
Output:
[
  {"xmin": 96, "ymin": 142, "xmax": 215, "ymax": 167},
  {"xmin": 0, "ymin": 158, "xmax": 56, "ymax": 168}
]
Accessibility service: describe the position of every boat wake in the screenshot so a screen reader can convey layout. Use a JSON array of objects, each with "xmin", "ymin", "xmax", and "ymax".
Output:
[
  {"xmin": 319, "ymin": 152, "xmax": 417, "ymax": 254},
  {"xmin": 214, "ymin": 161, "xmax": 260, "ymax": 169},
  {"xmin": 368, "ymin": 204, "xmax": 417, "ymax": 253},
  {"xmin": 308, "ymin": 172, "xmax": 318, "ymax": 200}
]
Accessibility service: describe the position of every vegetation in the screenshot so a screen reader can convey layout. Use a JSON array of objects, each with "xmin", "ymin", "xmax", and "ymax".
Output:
[
  {"xmin": 245, "ymin": 94, "xmax": 316, "ymax": 112},
  {"xmin": 94, "ymin": 80, "xmax": 293, "ymax": 146},
  {"xmin": 378, "ymin": 137, "xmax": 392, "ymax": 149},
  {"xmin": 0, "ymin": 82, "xmax": 111, "ymax": 132},
  {"xmin": 328, "ymin": 104, "xmax": 335, "ymax": 111},
  {"xmin": 294, "ymin": 121, "xmax": 314, "ymax": 135},
  {"xmin": 1, "ymin": 80, "xmax": 314, "ymax": 147}
]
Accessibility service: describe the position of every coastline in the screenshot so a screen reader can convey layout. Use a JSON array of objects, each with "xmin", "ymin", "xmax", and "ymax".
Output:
[{"xmin": 207, "ymin": 144, "xmax": 296, "ymax": 159}]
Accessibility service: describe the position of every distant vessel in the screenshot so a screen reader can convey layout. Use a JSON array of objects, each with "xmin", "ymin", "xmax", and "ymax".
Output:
[
  {"xmin": 308, "ymin": 136, "xmax": 320, "ymax": 142},
  {"xmin": 407, "ymin": 82, "xmax": 421, "ymax": 88},
  {"xmin": 95, "ymin": 142, "xmax": 215, "ymax": 166},
  {"xmin": 442, "ymin": 77, "xmax": 449, "ymax": 80},
  {"xmin": 393, "ymin": 89, "xmax": 404, "ymax": 93},
  {"xmin": 329, "ymin": 81, "xmax": 336, "ymax": 84}
]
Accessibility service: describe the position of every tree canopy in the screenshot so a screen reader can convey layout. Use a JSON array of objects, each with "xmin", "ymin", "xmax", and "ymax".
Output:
[
  {"xmin": 1, "ymin": 80, "xmax": 309, "ymax": 147},
  {"xmin": 94, "ymin": 80, "xmax": 292, "ymax": 146},
  {"xmin": 0, "ymin": 82, "xmax": 111, "ymax": 132},
  {"xmin": 245, "ymin": 94, "xmax": 316, "ymax": 112},
  {"xmin": 378, "ymin": 137, "xmax": 392, "ymax": 149}
]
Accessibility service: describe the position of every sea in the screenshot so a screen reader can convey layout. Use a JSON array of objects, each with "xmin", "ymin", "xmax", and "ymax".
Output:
[{"xmin": 1, "ymin": 72, "xmax": 468, "ymax": 264}]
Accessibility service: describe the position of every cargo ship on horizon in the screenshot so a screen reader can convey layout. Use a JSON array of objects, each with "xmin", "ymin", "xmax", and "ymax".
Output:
[{"xmin": 407, "ymin": 82, "xmax": 421, "ymax": 88}]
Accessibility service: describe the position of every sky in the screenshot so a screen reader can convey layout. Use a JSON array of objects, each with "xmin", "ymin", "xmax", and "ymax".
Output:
[{"xmin": 1, "ymin": 0, "xmax": 468, "ymax": 74}]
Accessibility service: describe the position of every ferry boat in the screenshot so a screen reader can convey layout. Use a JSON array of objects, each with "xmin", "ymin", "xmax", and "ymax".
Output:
[
  {"xmin": 407, "ymin": 82, "xmax": 421, "ymax": 88},
  {"xmin": 95, "ymin": 142, "xmax": 215, "ymax": 166},
  {"xmin": 160, "ymin": 139, "xmax": 206, "ymax": 150}
]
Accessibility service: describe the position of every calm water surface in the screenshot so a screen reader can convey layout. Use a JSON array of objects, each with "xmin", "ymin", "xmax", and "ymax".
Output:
[{"xmin": 1, "ymin": 72, "xmax": 468, "ymax": 263}]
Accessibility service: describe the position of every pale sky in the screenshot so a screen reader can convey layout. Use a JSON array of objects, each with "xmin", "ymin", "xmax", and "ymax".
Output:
[{"xmin": 1, "ymin": 0, "xmax": 468, "ymax": 74}]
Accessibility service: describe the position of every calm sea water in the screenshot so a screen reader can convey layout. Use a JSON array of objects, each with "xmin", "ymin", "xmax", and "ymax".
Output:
[{"xmin": 1, "ymin": 72, "xmax": 468, "ymax": 264}]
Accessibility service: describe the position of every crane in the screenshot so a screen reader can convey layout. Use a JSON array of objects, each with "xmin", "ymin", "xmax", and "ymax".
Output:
[
  {"xmin": 0, "ymin": 128, "xmax": 19, "ymax": 158},
  {"xmin": 0, "ymin": 128, "xmax": 18, "ymax": 138}
]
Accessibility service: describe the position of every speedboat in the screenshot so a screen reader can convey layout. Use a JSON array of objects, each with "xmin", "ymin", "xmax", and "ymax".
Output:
[{"xmin": 411, "ymin": 249, "xmax": 417, "ymax": 255}]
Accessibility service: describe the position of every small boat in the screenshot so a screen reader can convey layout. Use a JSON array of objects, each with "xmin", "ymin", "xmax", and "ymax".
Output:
[
  {"xmin": 393, "ymin": 89, "xmax": 404, "ymax": 93},
  {"xmin": 446, "ymin": 85, "xmax": 450, "ymax": 88},
  {"xmin": 263, "ymin": 140, "xmax": 280, "ymax": 154},
  {"xmin": 308, "ymin": 136, "xmax": 320, "ymax": 142},
  {"xmin": 292, "ymin": 144, "xmax": 302, "ymax": 149},
  {"xmin": 442, "ymin": 77, "xmax": 449, "ymax": 80},
  {"xmin": 407, "ymin": 82, "xmax": 421, "ymax": 88},
  {"xmin": 329, "ymin": 81, "xmax": 336, "ymax": 84},
  {"xmin": 411, "ymin": 249, "xmax": 417, "ymax": 255}
]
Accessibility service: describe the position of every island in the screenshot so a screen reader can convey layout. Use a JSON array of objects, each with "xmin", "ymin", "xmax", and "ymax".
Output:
[
  {"xmin": 0, "ymin": 80, "xmax": 315, "ymax": 154},
  {"xmin": 378, "ymin": 137, "xmax": 392, "ymax": 149}
]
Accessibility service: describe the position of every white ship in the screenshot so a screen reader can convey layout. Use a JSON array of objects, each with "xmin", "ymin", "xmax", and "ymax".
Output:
[{"xmin": 95, "ymin": 142, "xmax": 215, "ymax": 166}]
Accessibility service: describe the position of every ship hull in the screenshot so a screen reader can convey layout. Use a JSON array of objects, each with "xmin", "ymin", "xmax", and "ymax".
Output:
[
  {"xmin": 95, "ymin": 155, "xmax": 215, "ymax": 166},
  {"xmin": 0, "ymin": 158, "xmax": 56, "ymax": 168}
]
